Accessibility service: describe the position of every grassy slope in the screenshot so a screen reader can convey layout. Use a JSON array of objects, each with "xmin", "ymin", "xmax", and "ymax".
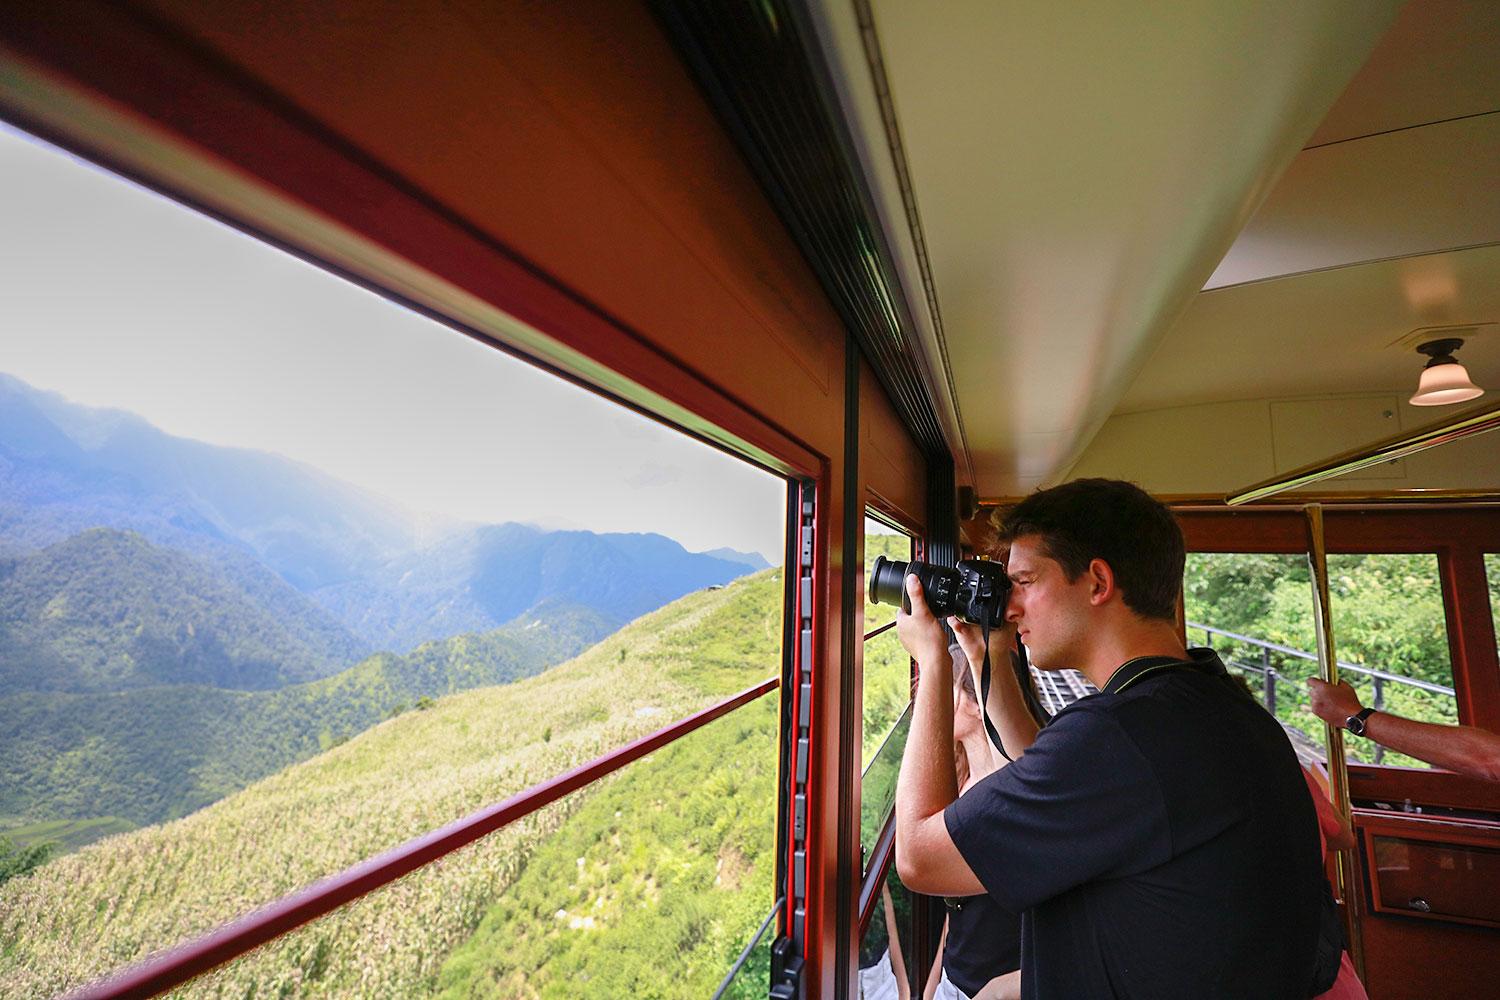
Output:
[
  {"xmin": 0, "ymin": 603, "xmax": 614, "ymax": 827},
  {"xmin": 0, "ymin": 569, "xmax": 782, "ymax": 1000}
]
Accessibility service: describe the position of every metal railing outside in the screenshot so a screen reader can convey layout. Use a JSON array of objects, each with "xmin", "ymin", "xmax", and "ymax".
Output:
[
  {"xmin": 1188, "ymin": 621, "xmax": 1456, "ymax": 764},
  {"xmin": 64, "ymin": 676, "xmax": 780, "ymax": 1000}
]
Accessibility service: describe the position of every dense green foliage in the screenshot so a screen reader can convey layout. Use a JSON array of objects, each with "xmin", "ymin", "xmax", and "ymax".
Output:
[
  {"xmin": 0, "ymin": 570, "xmax": 783, "ymax": 1000},
  {"xmin": 0, "ymin": 601, "xmax": 615, "ymax": 826},
  {"xmin": 0, "ymin": 834, "xmax": 55, "ymax": 886},
  {"xmin": 1185, "ymin": 551, "xmax": 1459, "ymax": 767},
  {"xmin": 0, "ymin": 528, "xmax": 366, "ymax": 695}
]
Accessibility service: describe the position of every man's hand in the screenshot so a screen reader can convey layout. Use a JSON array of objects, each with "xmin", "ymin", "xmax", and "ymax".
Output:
[
  {"xmin": 949, "ymin": 617, "xmax": 1018, "ymax": 682},
  {"xmin": 1309, "ymin": 678, "xmax": 1364, "ymax": 728},
  {"xmin": 896, "ymin": 575, "xmax": 949, "ymax": 666}
]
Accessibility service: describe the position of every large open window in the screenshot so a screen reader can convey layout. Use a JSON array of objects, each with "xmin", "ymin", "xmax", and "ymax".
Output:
[
  {"xmin": 0, "ymin": 122, "xmax": 789, "ymax": 999},
  {"xmin": 1184, "ymin": 550, "xmax": 1459, "ymax": 768}
]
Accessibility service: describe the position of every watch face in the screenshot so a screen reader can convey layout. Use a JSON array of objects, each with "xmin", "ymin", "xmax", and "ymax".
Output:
[{"xmin": 1346, "ymin": 708, "xmax": 1374, "ymax": 736}]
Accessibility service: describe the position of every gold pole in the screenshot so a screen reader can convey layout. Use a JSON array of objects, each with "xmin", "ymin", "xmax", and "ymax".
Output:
[
  {"xmin": 1304, "ymin": 503, "xmax": 1364, "ymax": 981},
  {"xmin": 1227, "ymin": 397, "xmax": 1500, "ymax": 505}
]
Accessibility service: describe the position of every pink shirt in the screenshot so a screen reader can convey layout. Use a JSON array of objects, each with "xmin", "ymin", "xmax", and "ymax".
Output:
[{"xmin": 1302, "ymin": 766, "xmax": 1369, "ymax": 1000}]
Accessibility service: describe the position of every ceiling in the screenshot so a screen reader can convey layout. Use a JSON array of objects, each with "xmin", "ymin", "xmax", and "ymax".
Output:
[{"xmin": 809, "ymin": 0, "xmax": 1499, "ymax": 496}]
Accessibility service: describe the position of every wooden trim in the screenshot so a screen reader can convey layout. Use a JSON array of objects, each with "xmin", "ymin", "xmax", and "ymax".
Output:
[
  {"xmin": 0, "ymin": 0, "xmax": 827, "ymax": 481},
  {"xmin": 1357, "ymin": 814, "xmax": 1500, "ymax": 931}
]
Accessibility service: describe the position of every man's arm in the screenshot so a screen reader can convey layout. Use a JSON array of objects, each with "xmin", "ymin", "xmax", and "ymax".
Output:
[
  {"xmin": 951, "ymin": 619, "xmax": 1039, "ymax": 758},
  {"xmin": 1310, "ymin": 678, "xmax": 1500, "ymax": 782},
  {"xmin": 894, "ymin": 575, "xmax": 984, "ymax": 896}
]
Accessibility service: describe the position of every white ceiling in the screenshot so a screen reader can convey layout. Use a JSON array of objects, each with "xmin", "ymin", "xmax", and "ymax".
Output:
[{"xmin": 811, "ymin": 0, "xmax": 1499, "ymax": 496}]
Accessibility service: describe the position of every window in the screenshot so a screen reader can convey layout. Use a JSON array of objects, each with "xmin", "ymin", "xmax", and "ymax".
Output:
[
  {"xmin": 1184, "ymin": 551, "xmax": 1459, "ymax": 768},
  {"xmin": 0, "ymin": 122, "xmax": 788, "ymax": 997},
  {"xmin": 861, "ymin": 516, "xmax": 914, "ymax": 873}
]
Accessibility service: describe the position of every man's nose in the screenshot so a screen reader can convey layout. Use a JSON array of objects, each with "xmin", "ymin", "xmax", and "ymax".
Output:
[{"xmin": 1005, "ymin": 589, "xmax": 1022, "ymax": 622}]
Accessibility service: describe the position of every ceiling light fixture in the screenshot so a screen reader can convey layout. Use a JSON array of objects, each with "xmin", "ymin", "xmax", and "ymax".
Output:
[{"xmin": 1409, "ymin": 338, "xmax": 1483, "ymax": 406}]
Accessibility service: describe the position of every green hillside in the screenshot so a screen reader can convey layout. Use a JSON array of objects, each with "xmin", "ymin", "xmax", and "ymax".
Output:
[
  {"xmin": 0, "ymin": 527, "xmax": 367, "ymax": 695},
  {"xmin": 0, "ymin": 600, "xmax": 616, "ymax": 827},
  {"xmin": 0, "ymin": 569, "xmax": 784, "ymax": 1000}
]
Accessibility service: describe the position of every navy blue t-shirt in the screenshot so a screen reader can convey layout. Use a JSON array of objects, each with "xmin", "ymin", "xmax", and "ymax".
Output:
[{"xmin": 944, "ymin": 650, "xmax": 1323, "ymax": 1000}]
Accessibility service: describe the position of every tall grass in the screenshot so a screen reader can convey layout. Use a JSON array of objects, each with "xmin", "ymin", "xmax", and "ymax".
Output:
[{"xmin": 0, "ymin": 570, "xmax": 782, "ymax": 999}]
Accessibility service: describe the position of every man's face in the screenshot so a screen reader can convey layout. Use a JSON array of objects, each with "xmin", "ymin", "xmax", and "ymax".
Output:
[{"xmin": 1004, "ymin": 534, "xmax": 1094, "ymax": 671}]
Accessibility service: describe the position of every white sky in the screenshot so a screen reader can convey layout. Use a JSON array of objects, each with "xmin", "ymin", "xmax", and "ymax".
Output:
[{"xmin": 0, "ymin": 124, "xmax": 786, "ymax": 562}]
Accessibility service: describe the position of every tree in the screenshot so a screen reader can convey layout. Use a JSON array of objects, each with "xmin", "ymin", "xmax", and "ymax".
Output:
[{"xmin": 0, "ymin": 833, "xmax": 56, "ymax": 884}]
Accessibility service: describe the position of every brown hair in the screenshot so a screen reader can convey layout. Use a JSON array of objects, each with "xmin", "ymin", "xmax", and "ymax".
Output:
[{"xmin": 996, "ymin": 478, "xmax": 1183, "ymax": 622}]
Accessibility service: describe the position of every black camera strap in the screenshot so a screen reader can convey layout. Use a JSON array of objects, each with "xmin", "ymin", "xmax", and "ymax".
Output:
[{"xmin": 978, "ymin": 617, "xmax": 1013, "ymax": 763}]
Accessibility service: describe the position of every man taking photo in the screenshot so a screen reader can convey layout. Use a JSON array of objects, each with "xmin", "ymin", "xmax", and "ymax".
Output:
[{"xmin": 893, "ymin": 478, "xmax": 1325, "ymax": 1000}]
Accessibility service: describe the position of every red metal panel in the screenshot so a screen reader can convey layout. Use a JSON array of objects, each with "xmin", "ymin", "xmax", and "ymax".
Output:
[{"xmin": 63, "ymin": 678, "xmax": 778, "ymax": 1000}]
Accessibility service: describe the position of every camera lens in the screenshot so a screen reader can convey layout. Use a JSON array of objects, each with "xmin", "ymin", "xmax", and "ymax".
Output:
[{"xmin": 868, "ymin": 555, "xmax": 912, "ymax": 610}]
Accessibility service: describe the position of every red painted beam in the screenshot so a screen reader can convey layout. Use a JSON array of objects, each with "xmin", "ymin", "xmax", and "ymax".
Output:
[{"xmin": 64, "ymin": 676, "xmax": 779, "ymax": 1000}]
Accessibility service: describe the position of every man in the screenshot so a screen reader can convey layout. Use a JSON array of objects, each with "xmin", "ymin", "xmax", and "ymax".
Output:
[
  {"xmin": 1310, "ymin": 677, "xmax": 1500, "ymax": 782},
  {"xmin": 894, "ymin": 478, "xmax": 1323, "ymax": 1000}
]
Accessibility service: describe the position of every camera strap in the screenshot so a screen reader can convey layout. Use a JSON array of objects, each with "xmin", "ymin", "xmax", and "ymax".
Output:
[{"xmin": 978, "ymin": 617, "xmax": 1013, "ymax": 763}]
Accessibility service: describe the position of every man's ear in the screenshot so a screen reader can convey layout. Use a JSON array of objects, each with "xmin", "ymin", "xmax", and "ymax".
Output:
[{"xmin": 1086, "ymin": 558, "xmax": 1117, "ymax": 606}]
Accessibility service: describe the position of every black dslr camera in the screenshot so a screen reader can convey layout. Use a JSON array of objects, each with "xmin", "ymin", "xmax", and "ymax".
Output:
[{"xmin": 867, "ymin": 556, "xmax": 1011, "ymax": 628}]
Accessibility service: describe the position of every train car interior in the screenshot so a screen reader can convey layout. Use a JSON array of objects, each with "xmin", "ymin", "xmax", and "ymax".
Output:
[{"xmin": 1, "ymin": 1, "xmax": 1497, "ymax": 998}]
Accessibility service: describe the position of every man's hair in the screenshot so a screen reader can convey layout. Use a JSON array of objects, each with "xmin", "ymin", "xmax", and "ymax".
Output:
[{"xmin": 996, "ymin": 478, "xmax": 1183, "ymax": 622}]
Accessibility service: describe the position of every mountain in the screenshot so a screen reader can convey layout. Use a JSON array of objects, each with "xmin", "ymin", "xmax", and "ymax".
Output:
[
  {"xmin": 0, "ymin": 569, "xmax": 783, "ymax": 1000},
  {"xmin": 0, "ymin": 599, "xmax": 618, "ymax": 827},
  {"xmin": 0, "ymin": 374, "xmax": 763, "ymax": 651},
  {"xmin": 0, "ymin": 372, "xmax": 417, "ymax": 591},
  {"xmin": 0, "ymin": 528, "xmax": 367, "ymax": 695},
  {"xmin": 311, "ymin": 523, "xmax": 756, "ymax": 652},
  {"xmin": 698, "ymin": 547, "xmax": 772, "ymax": 571}
]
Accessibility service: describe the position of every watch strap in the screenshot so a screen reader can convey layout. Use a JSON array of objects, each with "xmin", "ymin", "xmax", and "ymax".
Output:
[{"xmin": 1346, "ymin": 706, "xmax": 1377, "ymax": 735}]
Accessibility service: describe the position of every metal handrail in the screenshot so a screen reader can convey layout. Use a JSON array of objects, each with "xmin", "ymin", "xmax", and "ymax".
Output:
[
  {"xmin": 65, "ymin": 676, "xmax": 780, "ymax": 1000},
  {"xmin": 1187, "ymin": 621, "xmax": 1456, "ymax": 697}
]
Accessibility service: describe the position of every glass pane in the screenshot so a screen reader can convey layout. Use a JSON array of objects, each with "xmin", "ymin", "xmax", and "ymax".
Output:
[
  {"xmin": 863, "ymin": 627, "xmax": 914, "ymax": 770},
  {"xmin": 861, "ymin": 704, "xmax": 913, "ymax": 867},
  {"xmin": 864, "ymin": 517, "xmax": 911, "ymax": 636},
  {"xmin": 1371, "ymin": 834, "xmax": 1500, "ymax": 924},
  {"xmin": 712, "ymin": 899, "xmax": 783, "ymax": 1000},
  {"xmin": 0, "ymin": 122, "xmax": 787, "ymax": 981},
  {"xmin": 858, "ymin": 862, "xmax": 918, "ymax": 999}
]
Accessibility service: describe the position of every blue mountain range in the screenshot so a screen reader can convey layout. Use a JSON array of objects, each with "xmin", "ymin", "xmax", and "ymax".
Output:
[{"xmin": 0, "ymin": 372, "xmax": 764, "ymax": 660}]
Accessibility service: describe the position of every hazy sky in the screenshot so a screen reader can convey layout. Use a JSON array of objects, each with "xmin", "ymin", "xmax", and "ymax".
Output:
[{"xmin": 0, "ymin": 124, "xmax": 786, "ymax": 561}]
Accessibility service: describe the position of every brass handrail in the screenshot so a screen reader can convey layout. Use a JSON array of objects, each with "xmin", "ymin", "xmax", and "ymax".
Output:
[
  {"xmin": 1304, "ymin": 505, "xmax": 1364, "ymax": 981},
  {"xmin": 1226, "ymin": 398, "xmax": 1500, "ymax": 505}
]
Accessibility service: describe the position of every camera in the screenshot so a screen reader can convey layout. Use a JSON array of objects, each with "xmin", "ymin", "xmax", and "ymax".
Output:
[{"xmin": 867, "ymin": 556, "xmax": 1011, "ymax": 628}]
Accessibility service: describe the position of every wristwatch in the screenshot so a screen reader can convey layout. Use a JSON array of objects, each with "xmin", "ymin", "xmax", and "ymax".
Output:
[{"xmin": 1345, "ymin": 707, "xmax": 1377, "ymax": 736}]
